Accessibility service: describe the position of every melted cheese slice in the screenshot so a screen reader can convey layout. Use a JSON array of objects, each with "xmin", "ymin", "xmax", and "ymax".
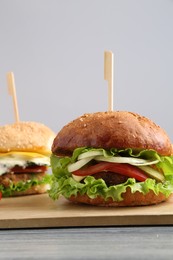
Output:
[
  {"xmin": 0, "ymin": 152, "xmax": 50, "ymax": 176},
  {"xmin": 0, "ymin": 151, "xmax": 49, "ymax": 158}
]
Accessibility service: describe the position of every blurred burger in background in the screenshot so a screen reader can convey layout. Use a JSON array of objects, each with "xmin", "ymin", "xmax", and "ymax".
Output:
[
  {"xmin": 0, "ymin": 121, "xmax": 55, "ymax": 197},
  {"xmin": 49, "ymin": 111, "xmax": 173, "ymax": 206}
]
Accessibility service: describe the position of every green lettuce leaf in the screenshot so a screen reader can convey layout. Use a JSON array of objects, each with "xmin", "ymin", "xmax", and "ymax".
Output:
[
  {"xmin": 49, "ymin": 147, "xmax": 173, "ymax": 202},
  {"xmin": 0, "ymin": 174, "xmax": 52, "ymax": 197}
]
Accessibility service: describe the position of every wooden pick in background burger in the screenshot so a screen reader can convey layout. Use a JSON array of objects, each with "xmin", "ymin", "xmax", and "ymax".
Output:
[
  {"xmin": 0, "ymin": 121, "xmax": 55, "ymax": 197},
  {"xmin": 49, "ymin": 111, "xmax": 173, "ymax": 206}
]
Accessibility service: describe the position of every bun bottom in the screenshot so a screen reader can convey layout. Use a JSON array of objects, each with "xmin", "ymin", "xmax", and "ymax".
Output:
[
  {"xmin": 10, "ymin": 184, "xmax": 50, "ymax": 197},
  {"xmin": 68, "ymin": 188, "xmax": 170, "ymax": 206}
]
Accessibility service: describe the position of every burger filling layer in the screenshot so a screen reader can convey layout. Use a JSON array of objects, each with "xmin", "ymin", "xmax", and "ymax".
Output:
[
  {"xmin": 0, "ymin": 171, "xmax": 46, "ymax": 188},
  {"xmin": 49, "ymin": 147, "xmax": 173, "ymax": 202},
  {"xmin": 0, "ymin": 152, "xmax": 52, "ymax": 196}
]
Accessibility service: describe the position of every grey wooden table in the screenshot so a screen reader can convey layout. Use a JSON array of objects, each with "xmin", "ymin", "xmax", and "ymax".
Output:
[{"xmin": 0, "ymin": 226, "xmax": 173, "ymax": 259}]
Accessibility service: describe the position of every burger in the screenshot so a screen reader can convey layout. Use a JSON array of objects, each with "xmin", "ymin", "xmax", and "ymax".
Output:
[
  {"xmin": 49, "ymin": 111, "xmax": 173, "ymax": 206},
  {"xmin": 0, "ymin": 121, "xmax": 55, "ymax": 197}
]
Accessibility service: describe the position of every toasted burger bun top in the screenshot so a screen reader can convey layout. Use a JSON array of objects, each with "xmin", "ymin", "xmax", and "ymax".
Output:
[
  {"xmin": 0, "ymin": 121, "xmax": 55, "ymax": 155},
  {"xmin": 52, "ymin": 111, "xmax": 172, "ymax": 156}
]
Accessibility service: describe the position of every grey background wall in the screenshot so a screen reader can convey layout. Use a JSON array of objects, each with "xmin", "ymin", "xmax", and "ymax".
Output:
[{"xmin": 0, "ymin": 0, "xmax": 173, "ymax": 139}]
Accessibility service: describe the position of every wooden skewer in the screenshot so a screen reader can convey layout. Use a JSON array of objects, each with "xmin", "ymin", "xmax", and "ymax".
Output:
[
  {"xmin": 7, "ymin": 72, "xmax": 20, "ymax": 123},
  {"xmin": 104, "ymin": 51, "xmax": 114, "ymax": 111}
]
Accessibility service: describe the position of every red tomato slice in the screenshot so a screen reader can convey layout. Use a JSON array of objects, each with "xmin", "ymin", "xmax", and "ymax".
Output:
[
  {"xmin": 0, "ymin": 192, "xmax": 2, "ymax": 200},
  {"xmin": 10, "ymin": 165, "xmax": 47, "ymax": 173},
  {"xmin": 72, "ymin": 162, "xmax": 147, "ymax": 182}
]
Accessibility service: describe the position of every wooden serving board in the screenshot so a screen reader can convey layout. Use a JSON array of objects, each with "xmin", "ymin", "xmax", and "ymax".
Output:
[{"xmin": 0, "ymin": 194, "xmax": 173, "ymax": 229}]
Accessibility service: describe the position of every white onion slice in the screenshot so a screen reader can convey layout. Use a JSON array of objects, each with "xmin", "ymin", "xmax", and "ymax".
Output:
[
  {"xmin": 68, "ymin": 157, "xmax": 94, "ymax": 172},
  {"xmin": 78, "ymin": 150, "xmax": 103, "ymax": 160},
  {"xmin": 72, "ymin": 174, "xmax": 85, "ymax": 182},
  {"xmin": 95, "ymin": 155, "xmax": 159, "ymax": 166}
]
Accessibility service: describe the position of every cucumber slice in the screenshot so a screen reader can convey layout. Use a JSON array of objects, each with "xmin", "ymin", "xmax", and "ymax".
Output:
[{"xmin": 138, "ymin": 166, "xmax": 165, "ymax": 182}]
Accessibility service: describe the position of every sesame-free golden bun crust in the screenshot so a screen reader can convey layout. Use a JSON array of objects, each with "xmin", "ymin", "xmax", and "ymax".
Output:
[
  {"xmin": 68, "ymin": 188, "xmax": 171, "ymax": 206},
  {"xmin": 0, "ymin": 121, "xmax": 55, "ymax": 155},
  {"xmin": 52, "ymin": 111, "xmax": 172, "ymax": 156}
]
